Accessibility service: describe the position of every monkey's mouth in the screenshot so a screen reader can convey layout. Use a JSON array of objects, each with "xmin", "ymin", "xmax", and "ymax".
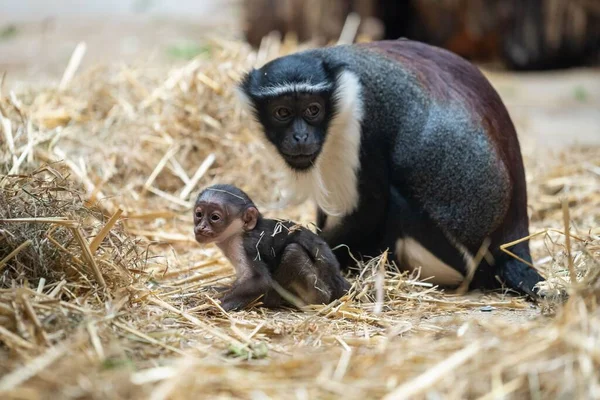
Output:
[
  {"xmin": 282, "ymin": 152, "xmax": 318, "ymax": 170},
  {"xmin": 195, "ymin": 231, "xmax": 215, "ymax": 242}
]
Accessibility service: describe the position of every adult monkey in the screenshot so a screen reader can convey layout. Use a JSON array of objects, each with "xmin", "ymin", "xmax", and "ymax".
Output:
[{"xmin": 237, "ymin": 39, "xmax": 544, "ymax": 297}]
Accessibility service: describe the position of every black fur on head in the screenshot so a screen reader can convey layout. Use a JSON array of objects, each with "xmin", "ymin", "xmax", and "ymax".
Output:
[
  {"xmin": 239, "ymin": 54, "xmax": 347, "ymax": 171},
  {"xmin": 196, "ymin": 184, "xmax": 257, "ymax": 215}
]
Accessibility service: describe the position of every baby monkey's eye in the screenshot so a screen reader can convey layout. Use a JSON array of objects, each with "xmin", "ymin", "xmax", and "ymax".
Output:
[
  {"xmin": 195, "ymin": 211, "xmax": 203, "ymax": 219},
  {"xmin": 210, "ymin": 214, "xmax": 221, "ymax": 222}
]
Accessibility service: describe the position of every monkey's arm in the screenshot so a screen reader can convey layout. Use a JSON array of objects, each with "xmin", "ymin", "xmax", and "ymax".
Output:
[
  {"xmin": 219, "ymin": 262, "xmax": 272, "ymax": 311},
  {"xmin": 318, "ymin": 186, "xmax": 389, "ymax": 268}
]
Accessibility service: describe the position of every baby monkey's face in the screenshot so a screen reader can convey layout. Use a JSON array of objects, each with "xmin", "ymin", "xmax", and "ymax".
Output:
[
  {"xmin": 193, "ymin": 188, "xmax": 259, "ymax": 245},
  {"xmin": 193, "ymin": 201, "xmax": 232, "ymax": 244}
]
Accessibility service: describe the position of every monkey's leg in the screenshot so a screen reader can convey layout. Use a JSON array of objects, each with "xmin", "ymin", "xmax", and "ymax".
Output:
[
  {"xmin": 383, "ymin": 186, "xmax": 471, "ymax": 287},
  {"xmin": 316, "ymin": 182, "xmax": 391, "ymax": 271},
  {"xmin": 272, "ymin": 243, "xmax": 333, "ymax": 306},
  {"xmin": 490, "ymin": 240, "xmax": 543, "ymax": 297},
  {"xmin": 219, "ymin": 270, "xmax": 272, "ymax": 311},
  {"xmin": 466, "ymin": 218, "xmax": 544, "ymax": 296}
]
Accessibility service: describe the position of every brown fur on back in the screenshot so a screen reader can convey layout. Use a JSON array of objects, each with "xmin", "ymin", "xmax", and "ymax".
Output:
[{"xmin": 361, "ymin": 39, "xmax": 530, "ymax": 244}]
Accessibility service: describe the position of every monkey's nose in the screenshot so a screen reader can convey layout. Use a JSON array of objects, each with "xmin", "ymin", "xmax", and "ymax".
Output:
[{"xmin": 293, "ymin": 132, "xmax": 308, "ymax": 143}]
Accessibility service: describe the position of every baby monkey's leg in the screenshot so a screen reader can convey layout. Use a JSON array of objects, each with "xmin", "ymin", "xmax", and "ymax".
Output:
[{"xmin": 272, "ymin": 243, "xmax": 333, "ymax": 306}]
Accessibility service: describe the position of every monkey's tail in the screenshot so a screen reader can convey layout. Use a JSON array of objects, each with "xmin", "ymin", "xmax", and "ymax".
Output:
[{"xmin": 496, "ymin": 240, "xmax": 544, "ymax": 298}]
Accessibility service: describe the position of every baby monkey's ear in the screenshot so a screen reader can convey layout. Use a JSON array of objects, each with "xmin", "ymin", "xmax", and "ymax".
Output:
[{"xmin": 242, "ymin": 207, "xmax": 259, "ymax": 231}]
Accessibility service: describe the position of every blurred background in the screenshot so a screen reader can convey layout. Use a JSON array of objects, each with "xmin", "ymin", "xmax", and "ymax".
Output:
[
  {"xmin": 1, "ymin": 0, "xmax": 598, "ymax": 147},
  {"xmin": 243, "ymin": 0, "xmax": 600, "ymax": 71}
]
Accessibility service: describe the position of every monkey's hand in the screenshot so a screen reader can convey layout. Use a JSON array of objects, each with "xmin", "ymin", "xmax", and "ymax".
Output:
[{"xmin": 219, "ymin": 272, "xmax": 272, "ymax": 312}]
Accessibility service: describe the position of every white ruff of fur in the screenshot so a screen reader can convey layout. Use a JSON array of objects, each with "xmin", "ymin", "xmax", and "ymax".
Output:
[
  {"xmin": 236, "ymin": 70, "xmax": 364, "ymax": 219},
  {"xmin": 292, "ymin": 70, "xmax": 364, "ymax": 219}
]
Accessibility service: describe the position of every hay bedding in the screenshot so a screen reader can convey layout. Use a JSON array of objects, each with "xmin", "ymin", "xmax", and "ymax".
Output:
[{"xmin": 0, "ymin": 35, "xmax": 599, "ymax": 400}]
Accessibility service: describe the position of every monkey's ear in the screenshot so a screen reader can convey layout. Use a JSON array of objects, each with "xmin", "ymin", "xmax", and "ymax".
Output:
[{"xmin": 242, "ymin": 207, "xmax": 259, "ymax": 231}]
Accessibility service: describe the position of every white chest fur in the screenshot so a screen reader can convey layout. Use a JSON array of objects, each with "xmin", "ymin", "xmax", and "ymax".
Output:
[
  {"xmin": 237, "ymin": 69, "xmax": 364, "ymax": 230},
  {"xmin": 290, "ymin": 70, "xmax": 364, "ymax": 227}
]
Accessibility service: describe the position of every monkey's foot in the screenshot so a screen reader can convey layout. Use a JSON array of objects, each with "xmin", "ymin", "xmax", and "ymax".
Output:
[
  {"xmin": 498, "ymin": 259, "xmax": 545, "ymax": 300},
  {"xmin": 219, "ymin": 296, "xmax": 247, "ymax": 312}
]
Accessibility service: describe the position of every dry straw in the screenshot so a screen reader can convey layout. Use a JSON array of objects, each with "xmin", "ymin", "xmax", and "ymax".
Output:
[{"xmin": 0, "ymin": 31, "xmax": 598, "ymax": 399}]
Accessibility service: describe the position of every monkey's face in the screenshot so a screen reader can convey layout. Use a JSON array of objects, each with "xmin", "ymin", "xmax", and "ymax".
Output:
[
  {"xmin": 193, "ymin": 189, "xmax": 260, "ymax": 245},
  {"xmin": 193, "ymin": 201, "xmax": 230, "ymax": 244},
  {"xmin": 238, "ymin": 53, "xmax": 343, "ymax": 172},
  {"xmin": 256, "ymin": 93, "xmax": 334, "ymax": 171}
]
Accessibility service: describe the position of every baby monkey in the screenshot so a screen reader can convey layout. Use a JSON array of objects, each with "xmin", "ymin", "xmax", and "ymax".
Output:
[{"xmin": 193, "ymin": 184, "xmax": 350, "ymax": 311}]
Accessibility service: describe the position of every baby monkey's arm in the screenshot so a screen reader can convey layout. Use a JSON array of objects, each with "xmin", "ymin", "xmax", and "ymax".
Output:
[{"xmin": 219, "ymin": 260, "xmax": 272, "ymax": 311}]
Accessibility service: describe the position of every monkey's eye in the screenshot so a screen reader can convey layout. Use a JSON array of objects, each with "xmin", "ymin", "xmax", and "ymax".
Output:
[
  {"xmin": 304, "ymin": 103, "xmax": 321, "ymax": 119},
  {"xmin": 195, "ymin": 211, "xmax": 203, "ymax": 219},
  {"xmin": 273, "ymin": 106, "xmax": 293, "ymax": 121},
  {"xmin": 210, "ymin": 214, "xmax": 221, "ymax": 222}
]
